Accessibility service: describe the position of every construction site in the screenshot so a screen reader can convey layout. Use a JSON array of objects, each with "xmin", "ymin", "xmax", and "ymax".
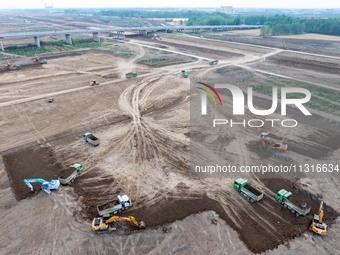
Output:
[{"xmin": 0, "ymin": 11, "xmax": 340, "ymax": 255}]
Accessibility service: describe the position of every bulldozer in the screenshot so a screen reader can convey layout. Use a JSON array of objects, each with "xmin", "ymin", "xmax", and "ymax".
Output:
[
  {"xmin": 92, "ymin": 216, "xmax": 146, "ymax": 233},
  {"xmin": 259, "ymin": 132, "xmax": 287, "ymax": 151},
  {"xmin": 310, "ymin": 201, "xmax": 327, "ymax": 235}
]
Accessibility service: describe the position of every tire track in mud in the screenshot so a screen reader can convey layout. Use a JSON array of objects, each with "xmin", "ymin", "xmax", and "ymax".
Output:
[{"xmin": 117, "ymin": 76, "xmax": 189, "ymax": 167}]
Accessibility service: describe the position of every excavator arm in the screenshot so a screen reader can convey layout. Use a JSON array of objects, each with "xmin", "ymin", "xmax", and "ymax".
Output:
[
  {"xmin": 318, "ymin": 201, "xmax": 324, "ymax": 223},
  {"xmin": 23, "ymin": 178, "xmax": 60, "ymax": 194},
  {"xmin": 311, "ymin": 200, "xmax": 327, "ymax": 235},
  {"xmin": 105, "ymin": 216, "xmax": 146, "ymax": 229},
  {"xmin": 24, "ymin": 178, "xmax": 47, "ymax": 191}
]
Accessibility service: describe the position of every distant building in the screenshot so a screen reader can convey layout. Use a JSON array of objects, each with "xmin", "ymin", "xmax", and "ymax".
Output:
[
  {"xmin": 221, "ymin": 6, "xmax": 233, "ymax": 15},
  {"xmin": 45, "ymin": 2, "xmax": 54, "ymax": 13}
]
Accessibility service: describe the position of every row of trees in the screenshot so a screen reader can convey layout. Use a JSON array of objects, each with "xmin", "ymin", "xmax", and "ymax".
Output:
[
  {"xmin": 261, "ymin": 23, "xmax": 305, "ymax": 36},
  {"xmin": 186, "ymin": 14, "xmax": 241, "ymax": 26},
  {"xmin": 247, "ymin": 15, "xmax": 340, "ymax": 36},
  {"xmin": 188, "ymin": 13, "xmax": 340, "ymax": 36}
]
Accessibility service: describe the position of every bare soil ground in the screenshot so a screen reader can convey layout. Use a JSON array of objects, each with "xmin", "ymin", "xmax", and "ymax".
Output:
[
  {"xmin": 223, "ymin": 29, "xmax": 261, "ymax": 37},
  {"xmin": 202, "ymin": 31, "xmax": 340, "ymax": 57},
  {"xmin": 274, "ymin": 33, "xmax": 340, "ymax": 42},
  {"xmin": 1, "ymin": 25, "xmax": 340, "ymax": 255},
  {"xmin": 139, "ymin": 47, "xmax": 197, "ymax": 67}
]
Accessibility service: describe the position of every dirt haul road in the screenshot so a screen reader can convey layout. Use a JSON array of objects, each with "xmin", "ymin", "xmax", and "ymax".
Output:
[{"xmin": 0, "ymin": 33, "xmax": 339, "ymax": 255}]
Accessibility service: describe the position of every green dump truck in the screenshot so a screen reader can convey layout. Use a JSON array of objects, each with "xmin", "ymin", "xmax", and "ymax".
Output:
[
  {"xmin": 83, "ymin": 132, "xmax": 99, "ymax": 147},
  {"xmin": 181, "ymin": 70, "xmax": 188, "ymax": 78},
  {"xmin": 125, "ymin": 72, "xmax": 138, "ymax": 79},
  {"xmin": 208, "ymin": 60, "xmax": 218, "ymax": 65},
  {"xmin": 59, "ymin": 163, "xmax": 83, "ymax": 185},
  {"xmin": 276, "ymin": 189, "xmax": 311, "ymax": 216},
  {"xmin": 233, "ymin": 178, "xmax": 264, "ymax": 202}
]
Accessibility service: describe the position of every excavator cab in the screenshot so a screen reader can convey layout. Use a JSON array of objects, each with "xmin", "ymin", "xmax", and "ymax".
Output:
[{"xmin": 92, "ymin": 217, "xmax": 109, "ymax": 232}]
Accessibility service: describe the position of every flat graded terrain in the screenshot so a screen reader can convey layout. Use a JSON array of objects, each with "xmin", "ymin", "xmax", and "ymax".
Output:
[{"xmin": 0, "ymin": 24, "xmax": 340, "ymax": 255}]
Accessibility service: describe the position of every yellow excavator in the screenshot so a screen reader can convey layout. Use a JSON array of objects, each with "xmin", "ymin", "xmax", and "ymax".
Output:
[
  {"xmin": 259, "ymin": 132, "xmax": 288, "ymax": 151},
  {"xmin": 310, "ymin": 201, "xmax": 327, "ymax": 235},
  {"xmin": 92, "ymin": 216, "xmax": 146, "ymax": 233},
  {"xmin": 4, "ymin": 60, "xmax": 21, "ymax": 71}
]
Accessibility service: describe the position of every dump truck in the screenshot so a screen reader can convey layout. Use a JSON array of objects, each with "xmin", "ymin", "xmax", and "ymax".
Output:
[
  {"xmin": 59, "ymin": 163, "xmax": 83, "ymax": 185},
  {"xmin": 125, "ymin": 72, "xmax": 138, "ymax": 79},
  {"xmin": 92, "ymin": 216, "xmax": 145, "ymax": 233},
  {"xmin": 33, "ymin": 58, "xmax": 48, "ymax": 64},
  {"xmin": 83, "ymin": 132, "xmax": 99, "ymax": 146},
  {"xmin": 233, "ymin": 178, "xmax": 264, "ymax": 202},
  {"xmin": 208, "ymin": 60, "xmax": 218, "ymax": 65},
  {"xmin": 97, "ymin": 195, "xmax": 132, "ymax": 217},
  {"xmin": 181, "ymin": 70, "xmax": 188, "ymax": 78},
  {"xmin": 276, "ymin": 189, "xmax": 311, "ymax": 216}
]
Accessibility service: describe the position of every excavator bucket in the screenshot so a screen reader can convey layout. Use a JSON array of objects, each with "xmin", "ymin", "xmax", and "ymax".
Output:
[{"xmin": 138, "ymin": 221, "xmax": 146, "ymax": 229}]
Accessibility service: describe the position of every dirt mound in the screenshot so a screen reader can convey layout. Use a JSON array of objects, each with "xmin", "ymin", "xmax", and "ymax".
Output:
[{"xmin": 58, "ymin": 166, "xmax": 76, "ymax": 180}]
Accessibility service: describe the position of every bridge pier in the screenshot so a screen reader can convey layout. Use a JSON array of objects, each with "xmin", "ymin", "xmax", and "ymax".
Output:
[
  {"xmin": 117, "ymin": 31, "xmax": 125, "ymax": 39},
  {"xmin": 34, "ymin": 36, "xmax": 41, "ymax": 48},
  {"xmin": 65, "ymin": 34, "xmax": 72, "ymax": 45},
  {"xmin": 0, "ymin": 41, "xmax": 4, "ymax": 51},
  {"xmin": 93, "ymin": 32, "xmax": 100, "ymax": 42},
  {"xmin": 139, "ymin": 30, "xmax": 148, "ymax": 36}
]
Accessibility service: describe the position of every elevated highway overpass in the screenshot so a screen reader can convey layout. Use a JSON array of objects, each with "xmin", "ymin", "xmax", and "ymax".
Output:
[{"xmin": 0, "ymin": 25, "xmax": 262, "ymax": 51}]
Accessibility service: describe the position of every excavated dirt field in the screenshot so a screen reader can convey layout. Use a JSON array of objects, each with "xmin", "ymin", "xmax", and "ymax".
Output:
[
  {"xmin": 1, "ymin": 29, "xmax": 340, "ymax": 255},
  {"xmin": 2, "ymin": 145, "xmax": 339, "ymax": 254},
  {"xmin": 3, "ymin": 146, "xmax": 62, "ymax": 200}
]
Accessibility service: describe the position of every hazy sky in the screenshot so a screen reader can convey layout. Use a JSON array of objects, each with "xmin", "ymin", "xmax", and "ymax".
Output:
[{"xmin": 1, "ymin": 0, "xmax": 340, "ymax": 9}]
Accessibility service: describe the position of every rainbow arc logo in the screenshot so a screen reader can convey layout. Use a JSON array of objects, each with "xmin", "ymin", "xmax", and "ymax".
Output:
[{"xmin": 197, "ymin": 82, "xmax": 222, "ymax": 106}]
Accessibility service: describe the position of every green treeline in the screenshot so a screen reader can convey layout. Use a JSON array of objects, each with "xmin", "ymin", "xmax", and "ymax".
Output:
[{"xmin": 253, "ymin": 15, "xmax": 340, "ymax": 36}]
